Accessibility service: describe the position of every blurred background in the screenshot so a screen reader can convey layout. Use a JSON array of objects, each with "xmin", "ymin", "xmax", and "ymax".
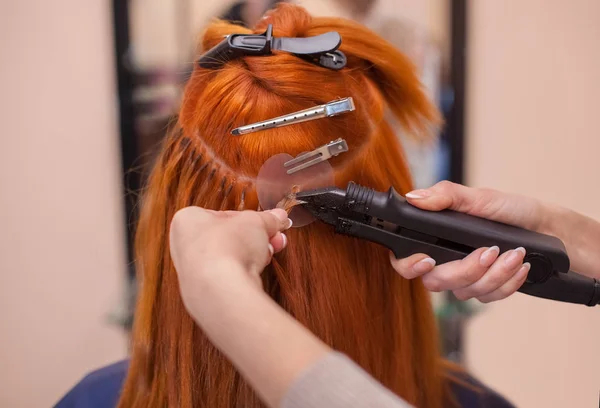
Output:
[{"xmin": 1, "ymin": 0, "xmax": 598, "ymax": 406}]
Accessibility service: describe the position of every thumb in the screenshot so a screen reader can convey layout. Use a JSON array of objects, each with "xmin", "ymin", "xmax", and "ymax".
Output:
[
  {"xmin": 405, "ymin": 181, "xmax": 481, "ymax": 213},
  {"xmin": 256, "ymin": 208, "xmax": 291, "ymax": 238}
]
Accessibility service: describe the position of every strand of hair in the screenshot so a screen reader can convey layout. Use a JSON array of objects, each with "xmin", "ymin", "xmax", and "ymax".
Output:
[
  {"xmin": 276, "ymin": 185, "xmax": 302, "ymax": 214},
  {"xmin": 237, "ymin": 187, "xmax": 247, "ymax": 211}
]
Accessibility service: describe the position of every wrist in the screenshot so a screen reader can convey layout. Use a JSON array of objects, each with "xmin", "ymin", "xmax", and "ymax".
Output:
[
  {"xmin": 190, "ymin": 258, "xmax": 264, "ymax": 304},
  {"xmin": 204, "ymin": 257, "xmax": 262, "ymax": 289},
  {"xmin": 537, "ymin": 202, "xmax": 569, "ymax": 239},
  {"xmin": 188, "ymin": 259, "xmax": 267, "ymax": 324}
]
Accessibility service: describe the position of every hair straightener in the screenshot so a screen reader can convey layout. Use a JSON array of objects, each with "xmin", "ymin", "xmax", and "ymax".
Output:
[{"xmin": 296, "ymin": 182, "xmax": 600, "ymax": 306}]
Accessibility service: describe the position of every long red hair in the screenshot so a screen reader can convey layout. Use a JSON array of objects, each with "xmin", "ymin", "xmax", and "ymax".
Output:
[{"xmin": 118, "ymin": 4, "xmax": 456, "ymax": 407}]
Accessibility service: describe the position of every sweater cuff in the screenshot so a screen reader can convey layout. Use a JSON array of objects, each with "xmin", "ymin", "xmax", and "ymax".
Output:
[{"xmin": 280, "ymin": 351, "xmax": 412, "ymax": 408}]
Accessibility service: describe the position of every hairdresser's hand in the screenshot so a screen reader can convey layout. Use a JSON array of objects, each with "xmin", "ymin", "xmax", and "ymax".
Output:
[
  {"xmin": 390, "ymin": 181, "xmax": 548, "ymax": 303},
  {"xmin": 169, "ymin": 207, "xmax": 291, "ymax": 295},
  {"xmin": 169, "ymin": 208, "xmax": 330, "ymax": 408}
]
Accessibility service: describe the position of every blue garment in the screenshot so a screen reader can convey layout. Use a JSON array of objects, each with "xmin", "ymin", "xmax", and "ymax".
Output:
[
  {"xmin": 55, "ymin": 360, "xmax": 514, "ymax": 408},
  {"xmin": 55, "ymin": 361, "xmax": 128, "ymax": 408}
]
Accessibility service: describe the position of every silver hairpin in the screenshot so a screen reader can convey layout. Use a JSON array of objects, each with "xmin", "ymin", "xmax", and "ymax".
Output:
[
  {"xmin": 231, "ymin": 98, "xmax": 355, "ymax": 136},
  {"xmin": 284, "ymin": 138, "xmax": 349, "ymax": 174}
]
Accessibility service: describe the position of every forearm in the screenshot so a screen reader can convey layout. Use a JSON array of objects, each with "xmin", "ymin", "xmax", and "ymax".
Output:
[
  {"xmin": 542, "ymin": 204, "xmax": 600, "ymax": 279},
  {"xmin": 189, "ymin": 260, "xmax": 415, "ymax": 408},
  {"xmin": 190, "ymin": 260, "xmax": 329, "ymax": 408}
]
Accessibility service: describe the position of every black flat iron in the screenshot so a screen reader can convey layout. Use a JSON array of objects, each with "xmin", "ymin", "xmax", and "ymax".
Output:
[{"xmin": 297, "ymin": 182, "xmax": 600, "ymax": 306}]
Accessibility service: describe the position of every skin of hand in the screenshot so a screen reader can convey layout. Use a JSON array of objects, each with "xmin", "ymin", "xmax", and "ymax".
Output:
[
  {"xmin": 392, "ymin": 180, "xmax": 600, "ymax": 300},
  {"xmin": 169, "ymin": 207, "xmax": 330, "ymax": 408},
  {"xmin": 390, "ymin": 181, "xmax": 547, "ymax": 303},
  {"xmin": 170, "ymin": 207, "xmax": 291, "ymax": 293},
  {"xmin": 243, "ymin": 0, "xmax": 271, "ymax": 27}
]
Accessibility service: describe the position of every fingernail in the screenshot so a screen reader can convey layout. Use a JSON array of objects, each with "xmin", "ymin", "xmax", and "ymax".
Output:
[
  {"xmin": 480, "ymin": 246, "xmax": 500, "ymax": 267},
  {"xmin": 405, "ymin": 189, "xmax": 431, "ymax": 199},
  {"xmin": 505, "ymin": 247, "xmax": 526, "ymax": 266},
  {"xmin": 286, "ymin": 218, "xmax": 293, "ymax": 230},
  {"xmin": 413, "ymin": 257, "xmax": 436, "ymax": 274},
  {"xmin": 516, "ymin": 262, "xmax": 531, "ymax": 279},
  {"xmin": 281, "ymin": 233, "xmax": 288, "ymax": 248},
  {"xmin": 268, "ymin": 244, "xmax": 274, "ymax": 257}
]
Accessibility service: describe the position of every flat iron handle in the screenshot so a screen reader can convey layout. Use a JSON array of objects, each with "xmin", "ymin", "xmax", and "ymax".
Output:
[
  {"xmin": 334, "ymin": 217, "xmax": 600, "ymax": 306},
  {"xmin": 345, "ymin": 182, "xmax": 570, "ymax": 279},
  {"xmin": 342, "ymin": 182, "xmax": 600, "ymax": 306},
  {"xmin": 335, "ymin": 217, "xmax": 468, "ymax": 263}
]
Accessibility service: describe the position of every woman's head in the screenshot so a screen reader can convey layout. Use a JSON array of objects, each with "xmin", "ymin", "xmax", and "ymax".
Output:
[
  {"xmin": 119, "ymin": 4, "xmax": 451, "ymax": 408},
  {"xmin": 180, "ymin": 4, "xmax": 438, "ymax": 191}
]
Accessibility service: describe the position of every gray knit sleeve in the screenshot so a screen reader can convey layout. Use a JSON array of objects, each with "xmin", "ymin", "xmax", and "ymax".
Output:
[{"xmin": 280, "ymin": 352, "xmax": 414, "ymax": 408}]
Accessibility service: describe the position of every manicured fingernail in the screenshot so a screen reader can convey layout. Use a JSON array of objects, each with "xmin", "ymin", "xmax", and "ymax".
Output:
[
  {"xmin": 281, "ymin": 233, "xmax": 288, "ymax": 248},
  {"xmin": 268, "ymin": 244, "xmax": 274, "ymax": 256},
  {"xmin": 286, "ymin": 218, "xmax": 293, "ymax": 230},
  {"xmin": 414, "ymin": 257, "xmax": 436, "ymax": 274},
  {"xmin": 505, "ymin": 247, "xmax": 526, "ymax": 266},
  {"xmin": 405, "ymin": 189, "xmax": 431, "ymax": 199},
  {"xmin": 516, "ymin": 262, "xmax": 531, "ymax": 279},
  {"xmin": 480, "ymin": 246, "xmax": 500, "ymax": 267}
]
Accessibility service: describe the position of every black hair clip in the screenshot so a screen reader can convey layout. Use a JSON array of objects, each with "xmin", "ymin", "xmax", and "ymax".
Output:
[{"xmin": 198, "ymin": 24, "xmax": 346, "ymax": 70}]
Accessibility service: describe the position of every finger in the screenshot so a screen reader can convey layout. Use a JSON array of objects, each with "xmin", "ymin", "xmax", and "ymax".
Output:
[
  {"xmin": 453, "ymin": 247, "xmax": 526, "ymax": 300},
  {"xmin": 405, "ymin": 180, "xmax": 484, "ymax": 212},
  {"xmin": 389, "ymin": 252, "xmax": 436, "ymax": 279},
  {"xmin": 258, "ymin": 208, "xmax": 292, "ymax": 237},
  {"xmin": 269, "ymin": 232, "xmax": 288, "ymax": 253},
  {"xmin": 256, "ymin": 209, "xmax": 292, "ymax": 238},
  {"xmin": 420, "ymin": 247, "xmax": 497, "ymax": 292},
  {"xmin": 406, "ymin": 181, "xmax": 522, "ymax": 226},
  {"xmin": 476, "ymin": 262, "xmax": 531, "ymax": 303}
]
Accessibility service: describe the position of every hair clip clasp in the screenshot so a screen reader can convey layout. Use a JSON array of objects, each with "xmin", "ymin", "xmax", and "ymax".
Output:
[{"xmin": 198, "ymin": 24, "xmax": 347, "ymax": 70}]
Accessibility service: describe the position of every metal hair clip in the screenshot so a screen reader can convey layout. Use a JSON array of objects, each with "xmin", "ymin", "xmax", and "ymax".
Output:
[
  {"xmin": 198, "ymin": 24, "xmax": 347, "ymax": 70},
  {"xmin": 284, "ymin": 138, "xmax": 349, "ymax": 174},
  {"xmin": 231, "ymin": 97, "xmax": 355, "ymax": 136}
]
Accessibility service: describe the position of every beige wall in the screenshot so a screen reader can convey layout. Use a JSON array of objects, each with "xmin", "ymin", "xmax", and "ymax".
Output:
[
  {"xmin": 465, "ymin": 0, "xmax": 600, "ymax": 407},
  {"xmin": 2, "ymin": 1, "xmax": 599, "ymax": 407},
  {"xmin": 0, "ymin": 1, "xmax": 127, "ymax": 407},
  {"xmin": 130, "ymin": 0, "xmax": 237, "ymax": 68}
]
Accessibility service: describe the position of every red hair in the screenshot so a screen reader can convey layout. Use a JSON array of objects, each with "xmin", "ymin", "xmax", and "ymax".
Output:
[{"xmin": 118, "ymin": 4, "xmax": 456, "ymax": 408}]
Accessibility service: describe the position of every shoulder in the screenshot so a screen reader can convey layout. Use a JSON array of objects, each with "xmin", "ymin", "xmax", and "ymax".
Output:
[
  {"xmin": 449, "ymin": 370, "xmax": 516, "ymax": 408},
  {"xmin": 54, "ymin": 360, "xmax": 129, "ymax": 408}
]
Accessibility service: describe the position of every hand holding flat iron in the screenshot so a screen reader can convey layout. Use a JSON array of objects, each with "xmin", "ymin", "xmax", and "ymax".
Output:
[{"xmin": 391, "ymin": 181, "xmax": 600, "ymax": 303}]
